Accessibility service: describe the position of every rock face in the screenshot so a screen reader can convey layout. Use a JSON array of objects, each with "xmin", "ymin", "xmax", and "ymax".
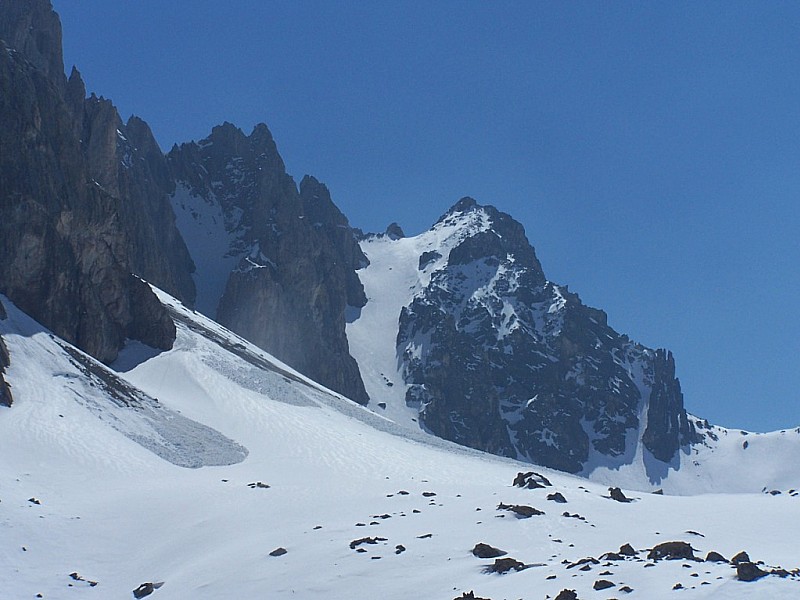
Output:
[
  {"xmin": 385, "ymin": 199, "xmax": 696, "ymax": 473},
  {"xmin": 0, "ymin": 0, "xmax": 176, "ymax": 363},
  {"xmin": 0, "ymin": 307, "xmax": 11, "ymax": 406},
  {"xmin": 168, "ymin": 124, "xmax": 369, "ymax": 403}
]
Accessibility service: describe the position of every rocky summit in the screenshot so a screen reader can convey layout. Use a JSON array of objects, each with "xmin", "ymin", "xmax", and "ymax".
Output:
[
  {"xmin": 352, "ymin": 199, "xmax": 698, "ymax": 474},
  {"xmin": 168, "ymin": 123, "xmax": 369, "ymax": 404}
]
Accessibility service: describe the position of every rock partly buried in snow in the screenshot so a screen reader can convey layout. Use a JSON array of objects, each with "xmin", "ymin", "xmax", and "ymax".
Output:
[
  {"xmin": 593, "ymin": 579, "xmax": 615, "ymax": 590},
  {"xmin": 454, "ymin": 592, "xmax": 492, "ymax": 600},
  {"xmin": 484, "ymin": 557, "xmax": 527, "ymax": 574},
  {"xmin": 554, "ymin": 590, "xmax": 578, "ymax": 600},
  {"xmin": 647, "ymin": 541, "xmax": 695, "ymax": 561},
  {"xmin": 705, "ymin": 551, "xmax": 728, "ymax": 563},
  {"xmin": 497, "ymin": 502, "xmax": 544, "ymax": 518},
  {"xmin": 472, "ymin": 543, "xmax": 507, "ymax": 559},
  {"xmin": 619, "ymin": 543, "xmax": 637, "ymax": 556},
  {"xmin": 269, "ymin": 547, "xmax": 287, "ymax": 557},
  {"xmin": 512, "ymin": 471, "xmax": 552, "ymax": 489},
  {"xmin": 132, "ymin": 582, "xmax": 164, "ymax": 598},
  {"xmin": 547, "ymin": 492, "xmax": 568, "ymax": 503},
  {"xmin": 737, "ymin": 562, "xmax": 769, "ymax": 582},
  {"xmin": 731, "ymin": 551, "xmax": 751, "ymax": 564},
  {"xmin": 608, "ymin": 487, "xmax": 633, "ymax": 503},
  {"xmin": 0, "ymin": 334, "xmax": 12, "ymax": 407},
  {"xmin": 349, "ymin": 537, "xmax": 388, "ymax": 550}
]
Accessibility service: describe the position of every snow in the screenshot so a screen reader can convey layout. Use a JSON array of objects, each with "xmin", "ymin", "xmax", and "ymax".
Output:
[
  {"xmin": 1, "ymin": 291, "xmax": 799, "ymax": 598},
  {"xmin": 170, "ymin": 183, "xmax": 242, "ymax": 317}
]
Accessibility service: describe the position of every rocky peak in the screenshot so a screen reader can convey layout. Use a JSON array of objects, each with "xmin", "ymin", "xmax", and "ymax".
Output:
[
  {"xmin": 392, "ymin": 196, "xmax": 695, "ymax": 473},
  {"xmin": 0, "ymin": 0, "xmax": 64, "ymax": 86},
  {"xmin": 169, "ymin": 122, "xmax": 369, "ymax": 404},
  {"xmin": 385, "ymin": 222, "xmax": 406, "ymax": 240}
]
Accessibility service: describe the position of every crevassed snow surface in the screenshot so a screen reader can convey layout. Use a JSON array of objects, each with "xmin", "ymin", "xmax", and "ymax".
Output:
[{"xmin": 1, "ymin": 290, "xmax": 799, "ymax": 599}]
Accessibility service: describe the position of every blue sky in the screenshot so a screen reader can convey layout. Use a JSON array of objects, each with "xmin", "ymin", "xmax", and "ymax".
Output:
[{"xmin": 53, "ymin": 1, "xmax": 799, "ymax": 432}]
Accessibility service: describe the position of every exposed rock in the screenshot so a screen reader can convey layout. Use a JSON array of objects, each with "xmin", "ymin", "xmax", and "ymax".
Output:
[
  {"xmin": 554, "ymin": 590, "xmax": 578, "ymax": 600},
  {"xmin": 269, "ymin": 547, "xmax": 287, "ymax": 557},
  {"xmin": 484, "ymin": 557, "xmax": 526, "ymax": 574},
  {"xmin": 454, "ymin": 592, "xmax": 491, "ymax": 600},
  {"xmin": 736, "ymin": 562, "xmax": 768, "ymax": 582},
  {"xmin": 704, "ymin": 551, "xmax": 727, "ymax": 563},
  {"xmin": 648, "ymin": 541, "xmax": 695, "ymax": 561},
  {"xmin": 731, "ymin": 551, "xmax": 751, "ymax": 565},
  {"xmin": 609, "ymin": 487, "xmax": 632, "ymax": 503},
  {"xmin": 619, "ymin": 543, "xmax": 637, "ymax": 556},
  {"xmin": 0, "ymin": 9, "xmax": 175, "ymax": 364},
  {"xmin": 0, "ymin": 0, "xmax": 64, "ymax": 86},
  {"xmin": 396, "ymin": 199, "xmax": 696, "ymax": 473},
  {"xmin": 385, "ymin": 222, "xmax": 405, "ymax": 240},
  {"xmin": 169, "ymin": 124, "xmax": 368, "ymax": 404},
  {"xmin": 349, "ymin": 536, "xmax": 387, "ymax": 549},
  {"xmin": 512, "ymin": 471, "xmax": 552, "ymax": 489},
  {"xmin": 132, "ymin": 582, "xmax": 164, "ymax": 598},
  {"xmin": 593, "ymin": 579, "xmax": 615, "ymax": 591},
  {"xmin": 0, "ymin": 332, "xmax": 11, "ymax": 407},
  {"xmin": 547, "ymin": 492, "xmax": 568, "ymax": 503},
  {"xmin": 567, "ymin": 557, "xmax": 599, "ymax": 569},
  {"xmin": 497, "ymin": 502, "xmax": 544, "ymax": 518},
  {"xmin": 472, "ymin": 543, "xmax": 507, "ymax": 559},
  {"xmin": 642, "ymin": 349, "xmax": 697, "ymax": 461}
]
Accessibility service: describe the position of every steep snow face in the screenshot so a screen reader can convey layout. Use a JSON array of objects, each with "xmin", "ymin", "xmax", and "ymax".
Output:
[
  {"xmin": 2, "ymin": 289, "xmax": 800, "ymax": 599},
  {"xmin": 170, "ymin": 183, "xmax": 245, "ymax": 317},
  {"xmin": 347, "ymin": 200, "xmax": 798, "ymax": 491}
]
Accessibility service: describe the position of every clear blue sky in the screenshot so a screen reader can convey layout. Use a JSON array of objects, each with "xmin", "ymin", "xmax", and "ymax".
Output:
[{"xmin": 53, "ymin": 1, "xmax": 800, "ymax": 432}]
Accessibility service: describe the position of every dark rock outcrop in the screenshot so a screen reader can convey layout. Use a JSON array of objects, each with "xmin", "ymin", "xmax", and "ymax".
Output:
[
  {"xmin": 168, "ymin": 123, "xmax": 368, "ymax": 403},
  {"xmin": 0, "ymin": 307, "xmax": 11, "ymax": 407},
  {"xmin": 641, "ymin": 349, "xmax": 696, "ymax": 462},
  {"xmin": 132, "ymin": 582, "xmax": 164, "ymax": 599},
  {"xmin": 736, "ymin": 562, "xmax": 768, "ymax": 582},
  {"xmin": 554, "ymin": 589, "xmax": 578, "ymax": 600},
  {"xmin": 731, "ymin": 551, "xmax": 751, "ymax": 565},
  {"xmin": 0, "ymin": 4, "xmax": 175, "ymax": 363},
  {"xmin": 609, "ymin": 487, "xmax": 632, "ymax": 503},
  {"xmin": 647, "ymin": 541, "xmax": 695, "ymax": 561},
  {"xmin": 396, "ymin": 199, "xmax": 697, "ymax": 473},
  {"xmin": 472, "ymin": 543, "xmax": 507, "ymax": 559},
  {"xmin": 484, "ymin": 557, "xmax": 526, "ymax": 574},
  {"xmin": 705, "ymin": 551, "xmax": 727, "ymax": 563}
]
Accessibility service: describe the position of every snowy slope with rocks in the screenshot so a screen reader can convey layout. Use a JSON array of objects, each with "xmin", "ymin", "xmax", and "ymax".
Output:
[
  {"xmin": 347, "ymin": 199, "xmax": 800, "ymax": 494},
  {"xmin": 2, "ymin": 291, "xmax": 800, "ymax": 599}
]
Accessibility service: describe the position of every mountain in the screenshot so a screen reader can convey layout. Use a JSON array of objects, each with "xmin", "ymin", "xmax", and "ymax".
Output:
[
  {"xmin": 0, "ymin": 0, "xmax": 177, "ymax": 364},
  {"xmin": 348, "ymin": 199, "xmax": 709, "ymax": 480},
  {"xmin": 167, "ymin": 124, "xmax": 369, "ymax": 404},
  {"xmin": 2, "ymin": 289, "xmax": 800, "ymax": 599}
]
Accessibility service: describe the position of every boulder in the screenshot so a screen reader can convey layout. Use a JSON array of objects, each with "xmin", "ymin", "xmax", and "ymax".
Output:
[{"xmin": 647, "ymin": 541, "xmax": 695, "ymax": 561}]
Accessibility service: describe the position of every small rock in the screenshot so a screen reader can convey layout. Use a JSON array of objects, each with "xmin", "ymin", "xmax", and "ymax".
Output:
[
  {"xmin": 673, "ymin": 583, "xmax": 683, "ymax": 590},
  {"xmin": 512, "ymin": 471, "xmax": 552, "ymax": 489},
  {"xmin": 422, "ymin": 491, "xmax": 436, "ymax": 497},
  {"xmin": 472, "ymin": 543, "xmax": 507, "ymax": 559},
  {"xmin": 377, "ymin": 402, "xmax": 387, "ymax": 409},
  {"xmin": 132, "ymin": 582, "xmax": 164, "ymax": 599},
  {"xmin": 554, "ymin": 590, "xmax": 578, "ymax": 600},
  {"xmin": 736, "ymin": 562, "xmax": 768, "ymax": 582},
  {"xmin": 497, "ymin": 502, "xmax": 544, "ymax": 518},
  {"xmin": 593, "ymin": 579, "xmax": 614, "ymax": 591},
  {"xmin": 619, "ymin": 543, "xmax": 636, "ymax": 556},
  {"xmin": 608, "ymin": 487, "xmax": 632, "ymax": 503},
  {"xmin": 648, "ymin": 541, "xmax": 695, "ymax": 561},
  {"xmin": 395, "ymin": 545, "xmax": 406, "ymax": 555},
  {"xmin": 350, "ymin": 537, "xmax": 387, "ymax": 549},
  {"xmin": 731, "ymin": 551, "xmax": 751, "ymax": 564},
  {"xmin": 453, "ymin": 592, "xmax": 491, "ymax": 600},
  {"xmin": 547, "ymin": 492, "xmax": 568, "ymax": 503},
  {"xmin": 704, "ymin": 551, "xmax": 727, "ymax": 563},
  {"xmin": 269, "ymin": 547, "xmax": 287, "ymax": 557},
  {"xmin": 28, "ymin": 498, "xmax": 41, "ymax": 505},
  {"xmin": 484, "ymin": 557, "xmax": 526, "ymax": 574},
  {"xmin": 620, "ymin": 585, "xmax": 634, "ymax": 593}
]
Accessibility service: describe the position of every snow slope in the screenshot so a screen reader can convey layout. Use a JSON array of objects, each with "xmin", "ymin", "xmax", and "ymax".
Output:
[{"xmin": 1, "ymin": 291, "xmax": 800, "ymax": 599}]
